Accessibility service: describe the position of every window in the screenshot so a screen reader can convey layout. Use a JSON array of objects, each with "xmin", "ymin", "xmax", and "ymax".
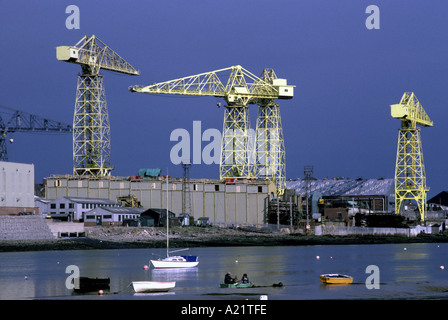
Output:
[
  {"xmin": 258, "ymin": 186, "xmax": 263, "ymax": 193},
  {"xmin": 69, "ymin": 203, "xmax": 74, "ymax": 209},
  {"xmin": 60, "ymin": 203, "xmax": 65, "ymax": 209},
  {"xmin": 215, "ymin": 185, "xmax": 220, "ymax": 191},
  {"xmin": 193, "ymin": 184, "xmax": 198, "ymax": 191},
  {"xmin": 86, "ymin": 215, "xmax": 95, "ymax": 220},
  {"xmin": 50, "ymin": 204, "xmax": 56, "ymax": 209}
]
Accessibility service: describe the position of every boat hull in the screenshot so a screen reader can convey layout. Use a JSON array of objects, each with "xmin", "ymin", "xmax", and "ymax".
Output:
[
  {"xmin": 150, "ymin": 255, "xmax": 199, "ymax": 269},
  {"xmin": 319, "ymin": 274, "xmax": 353, "ymax": 284},
  {"xmin": 73, "ymin": 277, "xmax": 110, "ymax": 293},
  {"xmin": 132, "ymin": 281, "xmax": 176, "ymax": 293},
  {"xmin": 220, "ymin": 283, "xmax": 254, "ymax": 288}
]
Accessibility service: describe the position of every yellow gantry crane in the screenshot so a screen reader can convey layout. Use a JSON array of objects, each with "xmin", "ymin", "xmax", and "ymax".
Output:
[
  {"xmin": 130, "ymin": 65, "xmax": 294, "ymax": 195},
  {"xmin": 390, "ymin": 92, "xmax": 433, "ymax": 221},
  {"xmin": 57, "ymin": 35, "xmax": 139, "ymax": 177}
]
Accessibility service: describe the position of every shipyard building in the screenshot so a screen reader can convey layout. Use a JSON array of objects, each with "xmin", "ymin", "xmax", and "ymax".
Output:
[{"xmin": 44, "ymin": 174, "xmax": 277, "ymax": 227}]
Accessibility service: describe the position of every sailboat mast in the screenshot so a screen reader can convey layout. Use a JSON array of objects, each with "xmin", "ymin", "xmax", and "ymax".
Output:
[{"xmin": 166, "ymin": 174, "xmax": 169, "ymax": 258}]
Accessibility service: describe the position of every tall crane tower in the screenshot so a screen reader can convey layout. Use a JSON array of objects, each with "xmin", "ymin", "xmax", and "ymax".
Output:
[
  {"xmin": 57, "ymin": 35, "xmax": 139, "ymax": 177},
  {"xmin": 390, "ymin": 92, "xmax": 433, "ymax": 221},
  {"xmin": 130, "ymin": 65, "xmax": 293, "ymax": 194},
  {"xmin": 0, "ymin": 105, "xmax": 72, "ymax": 161}
]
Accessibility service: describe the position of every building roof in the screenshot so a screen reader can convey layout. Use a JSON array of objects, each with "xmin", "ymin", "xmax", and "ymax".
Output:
[
  {"xmin": 286, "ymin": 178, "xmax": 394, "ymax": 197},
  {"xmin": 428, "ymin": 191, "xmax": 448, "ymax": 206},
  {"xmin": 62, "ymin": 196, "xmax": 118, "ymax": 205},
  {"xmin": 87, "ymin": 207, "xmax": 146, "ymax": 214}
]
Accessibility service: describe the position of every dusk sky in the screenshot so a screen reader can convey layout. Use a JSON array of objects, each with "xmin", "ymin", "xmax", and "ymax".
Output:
[{"xmin": 1, "ymin": 1, "xmax": 447, "ymax": 198}]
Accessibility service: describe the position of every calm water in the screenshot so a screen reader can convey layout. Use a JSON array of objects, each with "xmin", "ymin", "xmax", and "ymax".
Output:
[{"xmin": 1, "ymin": 243, "xmax": 448, "ymax": 300}]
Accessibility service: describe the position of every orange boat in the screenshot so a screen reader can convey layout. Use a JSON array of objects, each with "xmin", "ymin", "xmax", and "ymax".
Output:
[{"xmin": 319, "ymin": 274, "xmax": 353, "ymax": 284}]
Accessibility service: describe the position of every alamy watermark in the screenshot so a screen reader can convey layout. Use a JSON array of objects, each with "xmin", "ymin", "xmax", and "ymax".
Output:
[
  {"xmin": 365, "ymin": 265, "xmax": 380, "ymax": 289},
  {"xmin": 65, "ymin": 265, "xmax": 80, "ymax": 289},
  {"xmin": 365, "ymin": 5, "xmax": 380, "ymax": 30},
  {"xmin": 170, "ymin": 121, "xmax": 259, "ymax": 165},
  {"xmin": 65, "ymin": 5, "xmax": 80, "ymax": 30}
]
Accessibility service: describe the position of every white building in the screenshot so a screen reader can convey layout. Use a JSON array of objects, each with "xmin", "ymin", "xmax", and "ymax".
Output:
[
  {"xmin": 84, "ymin": 206, "xmax": 146, "ymax": 226},
  {"xmin": 49, "ymin": 196, "xmax": 120, "ymax": 222},
  {"xmin": 0, "ymin": 161, "xmax": 35, "ymax": 211}
]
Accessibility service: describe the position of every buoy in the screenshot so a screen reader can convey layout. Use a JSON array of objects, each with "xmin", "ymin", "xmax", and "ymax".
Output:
[
  {"xmin": 404, "ymin": 248, "xmax": 407, "ymax": 251},
  {"xmin": 440, "ymin": 266, "xmax": 445, "ymax": 270},
  {"xmin": 98, "ymin": 290, "xmax": 104, "ymax": 295},
  {"xmin": 316, "ymin": 256, "xmax": 320, "ymax": 260},
  {"xmin": 24, "ymin": 276, "xmax": 28, "ymax": 280},
  {"xmin": 235, "ymin": 260, "xmax": 238, "ymax": 263},
  {"xmin": 143, "ymin": 265, "xmax": 149, "ymax": 270}
]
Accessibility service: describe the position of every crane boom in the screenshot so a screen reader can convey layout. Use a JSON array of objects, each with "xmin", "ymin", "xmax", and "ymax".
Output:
[
  {"xmin": 57, "ymin": 35, "xmax": 140, "ymax": 76},
  {"xmin": 130, "ymin": 65, "xmax": 293, "ymax": 195},
  {"xmin": 130, "ymin": 65, "xmax": 293, "ymax": 104},
  {"xmin": 390, "ymin": 92, "xmax": 433, "ymax": 128},
  {"xmin": 0, "ymin": 105, "xmax": 72, "ymax": 161}
]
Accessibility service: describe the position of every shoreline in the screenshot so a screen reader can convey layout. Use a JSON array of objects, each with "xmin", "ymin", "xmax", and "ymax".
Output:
[{"xmin": 1, "ymin": 226, "xmax": 448, "ymax": 252}]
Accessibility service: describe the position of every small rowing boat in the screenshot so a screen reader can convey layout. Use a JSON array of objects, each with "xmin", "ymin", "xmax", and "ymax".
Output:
[
  {"xmin": 73, "ymin": 277, "xmax": 110, "ymax": 293},
  {"xmin": 220, "ymin": 282, "xmax": 254, "ymax": 288},
  {"xmin": 132, "ymin": 281, "xmax": 176, "ymax": 293},
  {"xmin": 319, "ymin": 274, "xmax": 353, "ymax": 284}
]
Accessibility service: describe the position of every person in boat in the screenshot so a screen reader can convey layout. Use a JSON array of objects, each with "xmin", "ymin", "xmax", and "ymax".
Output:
[
  {"xmin": 241, "ymin": 273, "xmax": 249, "ymax": 284},
  {"xmin": 224, "ymin": 272, "xmax": 236, "ymax": 284}
]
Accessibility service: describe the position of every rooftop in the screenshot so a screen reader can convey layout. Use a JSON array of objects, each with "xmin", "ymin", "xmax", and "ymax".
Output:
[{"xmin": 286, "ymin": 178, "xmax": 394, "ymax": 197}]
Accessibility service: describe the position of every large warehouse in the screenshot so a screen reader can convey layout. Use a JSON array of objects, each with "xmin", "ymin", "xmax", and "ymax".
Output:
[{"xmin": 44, "ymin": 175, "xmax": 277, "ymax": 226}]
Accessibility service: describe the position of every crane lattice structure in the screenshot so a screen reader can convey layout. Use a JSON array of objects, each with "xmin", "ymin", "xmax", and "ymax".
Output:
[
  {"xmin": 57, "ymin": 35, "xmax": 139, "ymax": 177},
  {"xmin": 130, "ymin": 65, "xmax": 293, "ymax": 195},
  {"xmin": 0, "ymin": 105, "xmax": 72, "ymax": 161},
  {"xmin": 390, "ymin": 92, "xmax": 433, "ymax": 221}
]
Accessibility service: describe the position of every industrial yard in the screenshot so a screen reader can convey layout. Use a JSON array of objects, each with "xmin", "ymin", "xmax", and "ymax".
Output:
[{"xmin": 1, "ymin": 2, "xmax": 448, "ymax": 243}]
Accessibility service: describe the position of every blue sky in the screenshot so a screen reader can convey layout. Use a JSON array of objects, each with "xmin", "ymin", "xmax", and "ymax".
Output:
[{"xmin": 1, "ymin": 1, "xmax": 447, "ymax": 198}]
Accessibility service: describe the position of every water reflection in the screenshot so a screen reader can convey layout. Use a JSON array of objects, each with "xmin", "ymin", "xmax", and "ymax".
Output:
[
  {"xmin": 1, "ymin": 243, "xmax": 448, "ymax": 300},
  {"xmin": 393, "ymin": 244, "xmax": 430, "ymax": 282},
  {"xmin": 151, "ymin": 268, "xmax": 198, "ymax": 281}
]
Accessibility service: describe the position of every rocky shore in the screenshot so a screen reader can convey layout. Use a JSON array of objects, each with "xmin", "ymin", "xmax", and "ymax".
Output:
[{"xmin": 1, "ymin": 225, "xmax": 448, "ymax": 252}]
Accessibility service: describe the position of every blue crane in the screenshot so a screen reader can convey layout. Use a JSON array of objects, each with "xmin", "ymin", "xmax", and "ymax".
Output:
[{"xmin": 0, "ymin": 105, "xmax": 72, "ymax": 161}]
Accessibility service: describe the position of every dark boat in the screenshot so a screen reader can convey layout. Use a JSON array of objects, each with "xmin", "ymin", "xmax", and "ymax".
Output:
[{"xmin": 73, "ymin": 277, "xmax": 110, "ymax": 293}]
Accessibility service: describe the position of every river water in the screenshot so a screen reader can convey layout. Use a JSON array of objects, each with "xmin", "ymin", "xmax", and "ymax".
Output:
[{"xmin": 0, "ymin": 243, "xmax": 447, "ymax": 300}]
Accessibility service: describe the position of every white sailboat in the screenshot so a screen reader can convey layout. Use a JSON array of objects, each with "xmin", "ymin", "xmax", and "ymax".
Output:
[{"xmin": 149, "ymin": 175, "xmax": 199, "ymax": 269}]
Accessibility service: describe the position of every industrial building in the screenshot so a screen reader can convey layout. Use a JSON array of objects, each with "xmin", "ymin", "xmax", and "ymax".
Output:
[
  {"xmin": 47, "ymin": 196, "xmax": 121, "ymax": 222},
  {"xmin": 286, "ymin": 177, "xmax": 394, "ymax": 212},
  {"xmin": 44, "ymin": 174, "xmax": 276, "ymax": 227},
  {"xmin": 0, "ymin": 161, "xmax": 35, "ymax": 214},
  {"xmin": 83, "ymin": 206, "xmax": 146, "ymax": 226}
]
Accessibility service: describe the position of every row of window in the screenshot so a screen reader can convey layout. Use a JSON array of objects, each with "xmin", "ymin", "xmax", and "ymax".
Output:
[
  {"xmin": 50, "ymin": 203, "xmax": 118, "ymax": 209},
  {"xmin": 84, "ymin": 214, "xmax": 139, "ymax": 221},
  {"xmin": 50, "ymin": 203, "xmax": 74, "ymax": 209},
  {"xmin": 53, "ymin": 180, "xmax": 265, "ymax": 193}
]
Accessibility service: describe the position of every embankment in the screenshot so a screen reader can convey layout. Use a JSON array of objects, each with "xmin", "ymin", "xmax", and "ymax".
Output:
[{"xmin": 1, "ymin": 226, "xmax": 448, "ymax": 252}]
